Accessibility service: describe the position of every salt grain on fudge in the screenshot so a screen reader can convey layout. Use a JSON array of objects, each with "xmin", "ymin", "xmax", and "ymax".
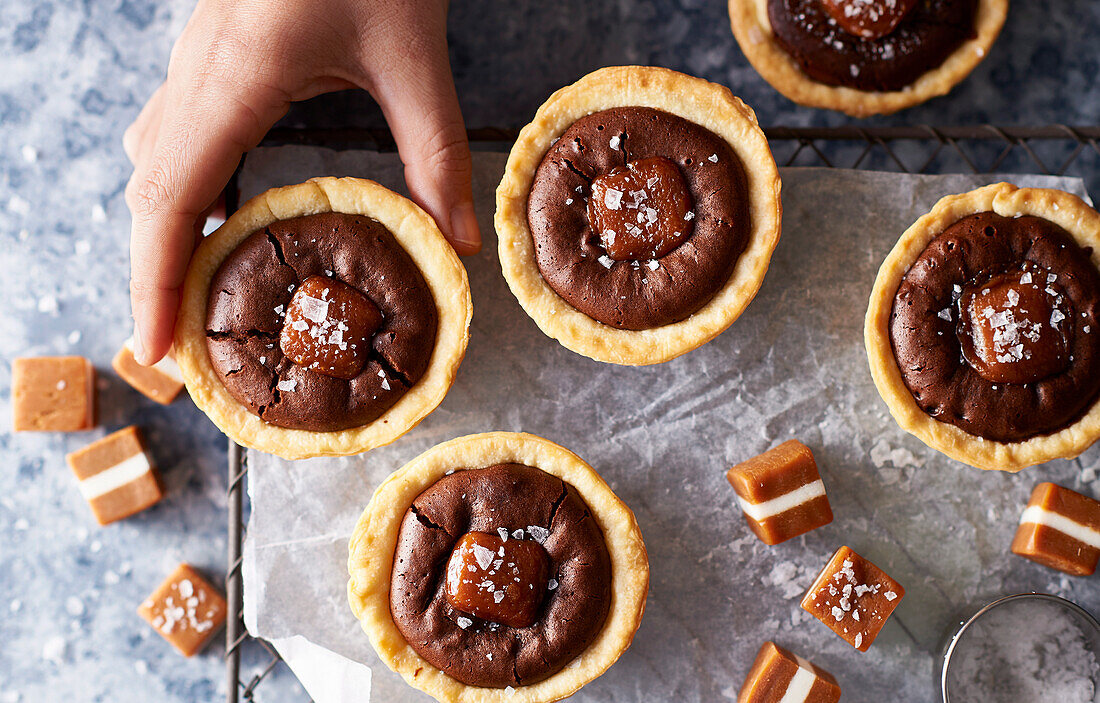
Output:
[
  {"xmin": 138, "ymin": 563, "xmax": 227, "ymax": 657},
  {"xmin": 727, "ymin": 440, "xmax": 833, "ymax": 545},
  {"xmin": 737, "ymin": 641, "xmax": 841, "ymax": 703},
  {"xmin": 66, "ymin": 426, "xmax": 163, "ymax": 525},
  {"xmin": 801, "ymin": 546, "xmax": 904, "ymax": 651},
  {"xmin": 12, "ymin": 356, "xmax": 95, "ymax": 431},
  {"xmin": 1012, "ymin": 482, "xmax": 1100, "ymax": 576}
]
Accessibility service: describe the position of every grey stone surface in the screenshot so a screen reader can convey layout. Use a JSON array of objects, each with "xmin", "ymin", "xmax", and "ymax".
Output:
[{"xmin": 1, "ymin": 1, "xmax": 1099, "ymax": 701}]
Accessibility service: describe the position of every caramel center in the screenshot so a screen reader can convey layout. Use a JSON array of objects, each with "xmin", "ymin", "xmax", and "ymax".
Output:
[
  {"xmin": 588, "ymin": 156, "xmax": 694, "ymax": 261},
  {"xmin": 279, "ymin": 275, "xmax": 382, "ymax": 380},
  {"xmin": 819, "ymin": 0, "xmax": 917, "ymax": 39},
  {"xmin": 956, "ymin": 269, "xmax": 1073, "ymax": 385},
  {"xmin": 444, "ymin": 531, "xmax": 550, "ymax": 629}
]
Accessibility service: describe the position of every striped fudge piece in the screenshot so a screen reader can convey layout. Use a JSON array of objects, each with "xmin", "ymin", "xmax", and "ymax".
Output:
[
  {"xmin": 727, "ymin": 440, "xmax": 833, "ymax": 545},
  {"xmin": 738, "ymin": 641, "xmax": 841, "ymax": 703},
  {"xmin": 112, "ymin": 337, "xmax": 185, "ymax": 405},
  {"xmin": 1012, "ymin": 482, "xmax": 1100, "ymax": 576},
  {"xmin": 66, "ymin": 426, "xmax": 163, "ymax": 525}
]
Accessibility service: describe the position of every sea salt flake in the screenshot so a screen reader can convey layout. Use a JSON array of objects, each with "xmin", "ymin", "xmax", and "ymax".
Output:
[
  {"xmin": 598, "ymin": 255, "xmax": 614, "ymax": 269},
  {"xmin": 708, "ymin": 153, "xmax": 718, "ymax": 163},
  {"xmin": 497, "ymin": 527, "xmax": 510, "ymax": 541},
  {"xmin": 937, "ymin": 308, "xmax": 952, "ymax": 321},
  {"xmin": 456, "ymin": 616, "xmax": 472, "ymax": 629},
  {"xmin": 547, "ymin": 579, "xmax": 558, "ymax": 591},
  {"xmin": 526, "ymin": 525, "xmax": 550, "ymax": 543},
  {"xmin": 609, "ymin": 135, "xmax": 621, "ymax": 149},
  {"xmin": 493, "ymin": 591, "xmax": 505, "ymax": 603},
  {"xmin": 473, "ymin": 544, "xmax": 495, "ymax": 570},
  {"xmin": 884, "ymin": 591, "xmax": 897, "ymax": 601},
  {"xmin": 512, "ymin": 529, "xmax": 524, "ymax": 540},
  {"xmin": 603, "ymin": 188, "xmax": 623, "ymax": 210},
  {"xmin": 276, "ymin": 379, "xmax": 297, "ymax": 392}
]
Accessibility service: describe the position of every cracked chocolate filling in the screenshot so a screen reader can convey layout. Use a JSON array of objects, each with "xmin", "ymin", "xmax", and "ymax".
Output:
[
  {"xmin": 527, "ymin": 106, "xmax": 750, "ymax": 329},
  {"xmin": 204, "ymin": 212, "xmax": 437, "ymax": 432},
  {"xmin": 390, "ymin": 464, "xmax": 611, "ymax": 688},
  {"xmin": 890, "ymin": 212, "xmax": 1100, "ymax": 442},
  {"xmin": 767, "ymin": 0, "xmax": 978, "ymax": 92}
]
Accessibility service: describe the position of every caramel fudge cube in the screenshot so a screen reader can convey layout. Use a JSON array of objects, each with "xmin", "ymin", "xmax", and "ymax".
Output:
[
  {"xmin": 801, "ymin": 546, "xmax": 904, "ymax": 651},
  {"xmin": 444, "ymin": 531, "xmax": 550, "ymax": 628},
  {"xmin": 66, "ymin": 426, "xmax": 163, "ymax": 525},
  {"xmin": 1011, "ymin": 482, "xmax": 1100, "ymax": 576},
  {"xmin": 12, "ymin": 356, "xmax": 95, "ymax": 431},
  {"xmin": 112, "ymin": 337, "xmax": 184, "ymax": 405},
  {"xmin": 738, "ymin": 641, "xmax": 841, "ymax": 703},
  {"xmin": 727, "ymin": 440, "xmax": 834, "ymax": 545},
  {"xmin": 138, "ymin": 564, "xmax": 227, "ymax": 657}
]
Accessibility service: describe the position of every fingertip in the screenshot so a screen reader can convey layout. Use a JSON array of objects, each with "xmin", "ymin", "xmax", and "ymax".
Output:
[{"xmin": 447, "ymin": 201, "xmax": 482, "ymax": 256}]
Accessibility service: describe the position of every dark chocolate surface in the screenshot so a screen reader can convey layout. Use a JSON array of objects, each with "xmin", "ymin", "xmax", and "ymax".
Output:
[
  {"xmin": 767, "ymin": 0, "xmax": 978, "ymax": 92},
  {"xmin": 890, "ymin": 212, "xmax": 1100, "ymax": 442},
  {"xmin": 205, "ymin": 213, "xmax": 437, "ymax": 432},
  {"xmin": 527, "ymin": 106, "xmax": 750, "ymax": 330},
  {"xmin": 390, "ymin": 464, "xmax": 612, "ymax": 688}
]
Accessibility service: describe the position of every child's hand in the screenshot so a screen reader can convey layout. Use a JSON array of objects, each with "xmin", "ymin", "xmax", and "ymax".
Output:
[{"xmin": 123, "ymin": 0, "xmax": 479, "ymax": 365}]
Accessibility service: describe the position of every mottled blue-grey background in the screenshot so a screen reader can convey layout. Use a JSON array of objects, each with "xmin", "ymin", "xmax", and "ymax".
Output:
[{"xmin": 0, "ymin": 1, "xmax": 1098, "ymax": 701}]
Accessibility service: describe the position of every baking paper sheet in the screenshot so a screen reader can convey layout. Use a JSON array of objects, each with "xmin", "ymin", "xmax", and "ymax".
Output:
[{"xmin": 239, "ymin": 146, "xmax": 1100, "ymax": 702}]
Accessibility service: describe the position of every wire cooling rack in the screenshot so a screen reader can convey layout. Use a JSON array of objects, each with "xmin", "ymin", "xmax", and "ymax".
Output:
[{"xmin": 222, "ymin": 124, "xmax": 1100, "ymax": 703}]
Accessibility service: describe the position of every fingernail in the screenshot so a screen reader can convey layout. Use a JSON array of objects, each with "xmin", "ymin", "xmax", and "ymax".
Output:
[
  {"xmin": 449, "ymin": 202, "xmax": 482, "ymax": 255},
  {"xmin": 132, "ymin": 323, "xmax": 149, "ymax": 365}
]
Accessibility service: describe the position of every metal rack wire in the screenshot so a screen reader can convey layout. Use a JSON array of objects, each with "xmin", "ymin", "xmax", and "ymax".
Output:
[{"xmin": 222, "ymin": 124, "xmax": 1100, "ymax": 702}]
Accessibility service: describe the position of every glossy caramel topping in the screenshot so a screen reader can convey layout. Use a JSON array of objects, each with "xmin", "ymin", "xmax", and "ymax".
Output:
[
  {"xmin": 588, "ymin": 156, "xmax": 695, "ymax": 261},
  {"xmin": 444, "ymin": 531, "xmax": 550, "ymax": 629},
  {"xmin": 819, "ymin": 0, "xmax": 918, "ymax": 39},
  {"xmin": 956, "ymin": 269, "xmax": 1073, "ymax": 385},
  {"xmin": 279, "ymin": 275, "xmax": 383, "ymax": 380}
]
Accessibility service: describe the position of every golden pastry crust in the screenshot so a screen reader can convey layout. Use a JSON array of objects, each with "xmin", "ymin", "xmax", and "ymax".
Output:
[
  {"xmin": 175, "ymin": 177, "xmax": 471, "ymax": 460},
  {"xmin": 866, "ymin": 183, "xmax": 1100, "ymax": 471},
  {"xmin": 496, "ymin": 65, "xmax": 782, "ymax": 366},
  {"xmin": 728, "ymin": 0, "xmax": 1009, "ymax": 117},
  {"xmin": 348, "ymin": 432, "xmax": 649, "ymax": 703}
]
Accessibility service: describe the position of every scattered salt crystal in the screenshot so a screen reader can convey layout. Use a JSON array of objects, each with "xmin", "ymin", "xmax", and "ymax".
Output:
[
  {"xmin": 1020, "ymin": 272, "xmax": 1032, "ymax": 284},
  {"xmin": 526, "ymin": 525, "xmax": 550, "ymax": 543},
  {"xmin": 504, "ymin": 686, "xmax": 515, "ymax": 696},
  {"xmin": 598, "ymin": 255, "xmax": 614, "ymax": 269},
  {"xmin": 854, "ymin": 633, "xmax": 863, "ymax": 648},
  {"xmin": 603, "ymin": 188, "xmax": 623, "ymax": 210},
  {"xmin": 456, "ymin": 616, "xmax": 472, "ymax": 629},
  {"xmin": 708, "ymin": 154, "xmax": 718, "ymax": 163},
  {"xmin": 498, "ymin": 527, "xmax": 510, "ymax": 542},
  {"xmin": 487, "ymin": 653, "xmax": 493, "ymax": 661},
  {"xmin": 565, "ymin": 198, "xmax": 573, "ymax": 205},
  {"xmin": 473, "ymin": 544, "xmax": 495, "ymax": 570},
  {"xmin": 547, "ymin": 579, "xmax": 558, "ymax": 591},
  {"xmin": 259, "ymin": 356, "xmax": 266, "ymax": 364},
  {"xmin": 884, "ymin": 591, "xmax": 897, "ymax": 601},
  {"xmin": 512, "ymin": 529, "xmax": 524, "ymax": 540},
  {"xmin": 8, "ymin": 195, "xmax": 30, "ymax": 216},
  {"xmin": 684, "ymin": 210, "xmax": 695, "ymax": 221},
  {"xmin": 42, "ymin": 636, "xmax": 68, "ymax": 663},
  {"xmin": 609, "ymin": 135, "xmax": 621, "ymax": 149},
  {"xmin": 493, "ymin": 591, "xmax": 505, "ymax": 603},
  {"xmin": 937, "ymin": 308, "xmax": 952, "ymax": 321},
  {"xmin": 38, "ymin": 296, "xmax": 59, "ymax": 314},
  {"xmin": 56, "ymin": 380, "xmax": 67, "ymax": 391},
  {"xmin": 276, "ymin": 379, "xmax": 297, "ymax": 392}
]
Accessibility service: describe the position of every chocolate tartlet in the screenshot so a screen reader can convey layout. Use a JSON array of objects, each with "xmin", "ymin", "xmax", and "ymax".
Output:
[
  {"xmin": 729, "ymin": 0, "xmax": 1008, "ymax": 116},
  {"xmin": 175, "ymin": 177, "xmax": 471, "ymax": 459},
  {"xmin": 866, "ymin": 184, "xmax": 1100, "ymax": 471},
  {"xmin": 497, "ymin": 66, "xmax": 782, "ymax": 365},
  {"xmin": 349, "ymin": 432, "xmax": 649, "ymax": 702}
]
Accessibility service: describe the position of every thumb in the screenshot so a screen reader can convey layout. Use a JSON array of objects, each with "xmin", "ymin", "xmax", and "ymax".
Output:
[{"xmin": 371, "ymin": 36, "xmax": 480, "ymax": 256}]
